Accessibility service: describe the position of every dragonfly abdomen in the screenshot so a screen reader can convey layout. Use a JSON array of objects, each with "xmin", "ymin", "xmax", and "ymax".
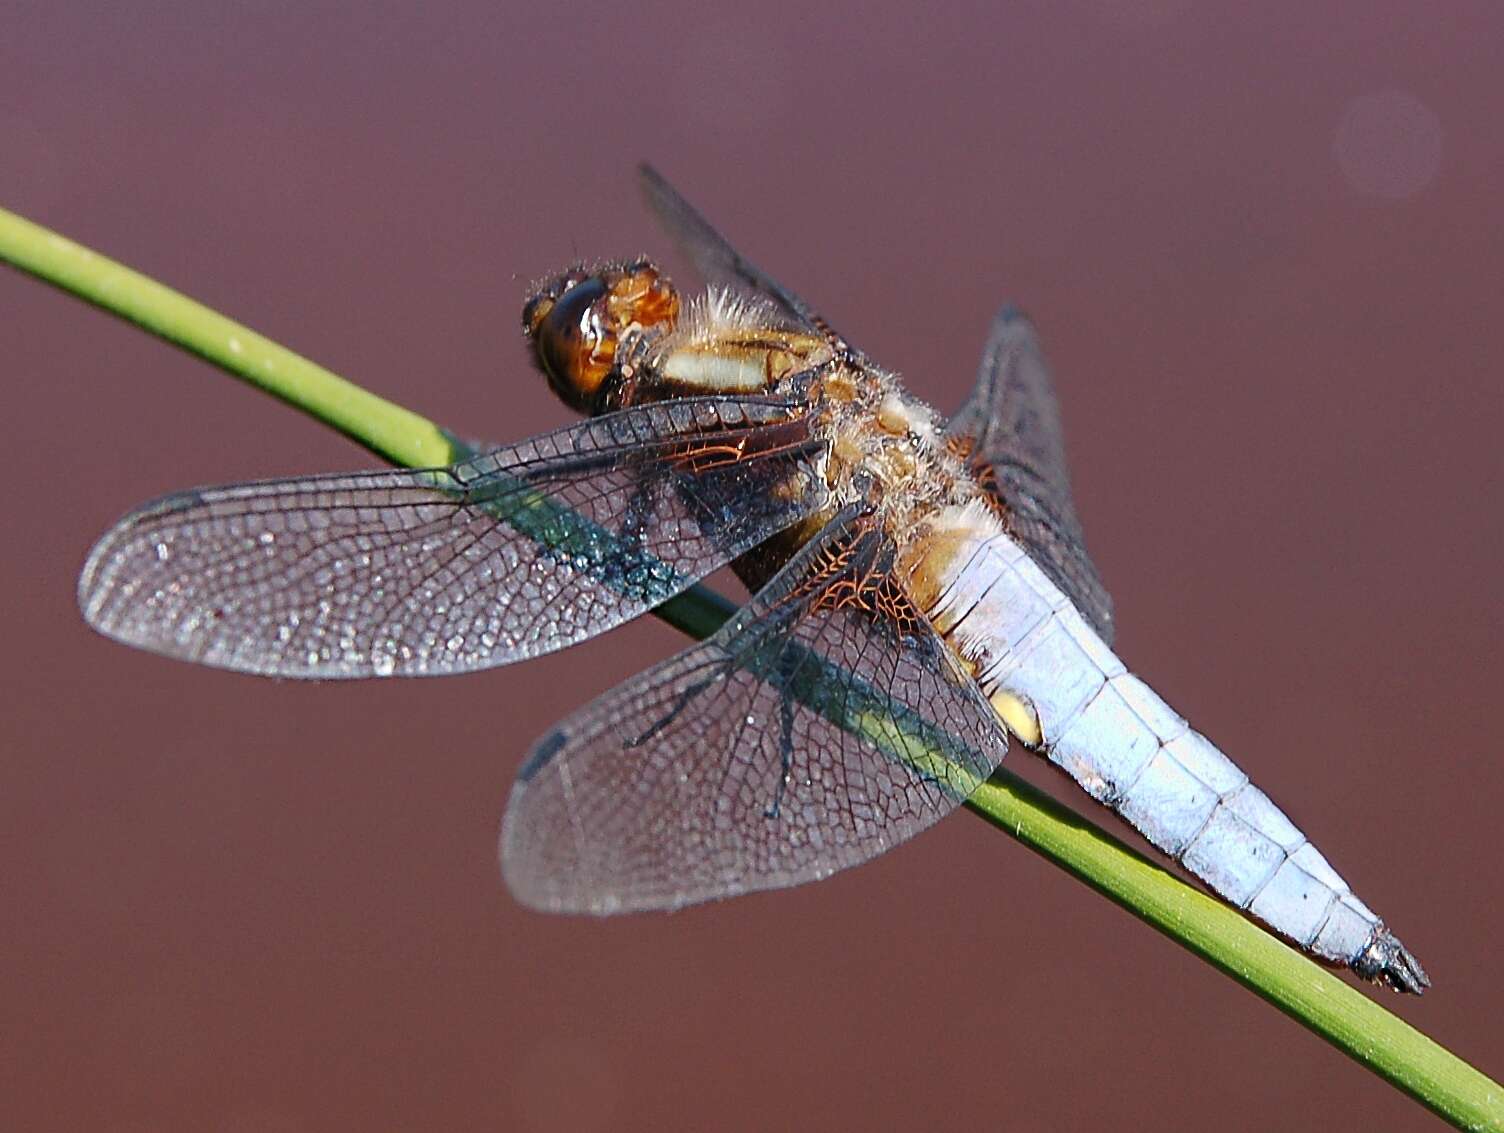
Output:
[{"xmin": 905, "ymin": 503, "xmax": 1427, "ymax": 992}]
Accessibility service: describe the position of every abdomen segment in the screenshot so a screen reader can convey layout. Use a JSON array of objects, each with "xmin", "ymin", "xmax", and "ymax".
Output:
[{"xmin": 910, "ymin": 511, "xmax": 1427, "ymax": 992}]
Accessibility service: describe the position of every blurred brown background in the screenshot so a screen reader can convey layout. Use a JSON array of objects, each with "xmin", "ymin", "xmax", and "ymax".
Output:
[{"xmin": 3, "ymin": 3, "xmax": 1500, "ymax": 1130}]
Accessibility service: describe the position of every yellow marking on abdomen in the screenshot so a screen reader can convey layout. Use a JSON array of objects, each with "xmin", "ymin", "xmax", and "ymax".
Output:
[
  {"xmin": 900, "ymin": 502, "xmax": 998, "ymax": 620},
  {"xmin": 988, "ymin": 689, "xmax": 1042, "ymax": 747}
]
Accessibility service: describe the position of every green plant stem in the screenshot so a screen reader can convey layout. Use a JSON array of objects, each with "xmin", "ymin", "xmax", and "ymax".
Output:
[{"xmin": 4, "ymin": 202, "xmax": 1499, "ymax": 1132}]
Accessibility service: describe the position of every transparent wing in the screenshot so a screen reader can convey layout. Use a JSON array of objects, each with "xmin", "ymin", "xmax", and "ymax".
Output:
[
  {"xmin": 638, "ymin": 163, "xmax": 849, "ymax": 348},
  {"xmin": 947, "ymin": 306, "xmax": 1114, "ymax": 643},
  {"xmin": 80, "ymin": 397, "xmax": 826, "ymax": 677},
  {"xmin": 502, "ymin": 507, "xmax": 1010, "ymax": 913}
]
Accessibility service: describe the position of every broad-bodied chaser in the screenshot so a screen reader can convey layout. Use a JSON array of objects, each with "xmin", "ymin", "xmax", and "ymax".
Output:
[{"xmin": 79, "ymin": 167, "xmax": 1427, "ymax": 993}]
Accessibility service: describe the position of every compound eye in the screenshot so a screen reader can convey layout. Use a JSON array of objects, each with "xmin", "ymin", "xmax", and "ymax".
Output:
[{"xmin": 530, "ymin": 275, "xmax": 612, "ymax": 412}]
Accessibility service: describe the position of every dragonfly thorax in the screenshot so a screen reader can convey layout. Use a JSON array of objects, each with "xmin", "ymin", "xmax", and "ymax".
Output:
[{"xmin": 812, "ymin": 368, "xmax": 979, "ymax": 532}]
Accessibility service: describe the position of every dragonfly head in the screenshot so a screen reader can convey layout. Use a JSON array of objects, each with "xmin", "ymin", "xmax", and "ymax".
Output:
[{"xmin": 523, "ymin": 259, "xmax": 681, "ymax": 413}]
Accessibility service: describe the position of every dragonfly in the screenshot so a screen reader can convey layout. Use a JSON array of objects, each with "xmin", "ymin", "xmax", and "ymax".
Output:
[{"xmin": 78, "ymin": 165, "xmax": 1428, "ymax": 993}]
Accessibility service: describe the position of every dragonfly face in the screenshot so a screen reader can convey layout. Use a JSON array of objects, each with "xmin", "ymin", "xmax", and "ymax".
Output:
[
  {"xmin": 523, "ymin": 259, "xmax": 680, "ymax": 413},
  {"xmin": 76, "ymin": 165, "xmax": 1429, "ymax": 994}
]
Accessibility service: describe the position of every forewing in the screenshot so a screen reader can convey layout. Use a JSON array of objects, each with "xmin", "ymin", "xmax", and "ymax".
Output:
[
  {"xmin": 639, "ymin": 163, "xmax": 848, "ymax": 347},
  {"xmin": 502, "ymin": 508, "xmax": 1010, "ymax": 913},
  {"xmin": 80, "ymin": 397, "xmax": 826, "ymax": 677},
  {"xmin": 947, "ymin": 306, "xmax": 1114, "ymax": 643}
]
